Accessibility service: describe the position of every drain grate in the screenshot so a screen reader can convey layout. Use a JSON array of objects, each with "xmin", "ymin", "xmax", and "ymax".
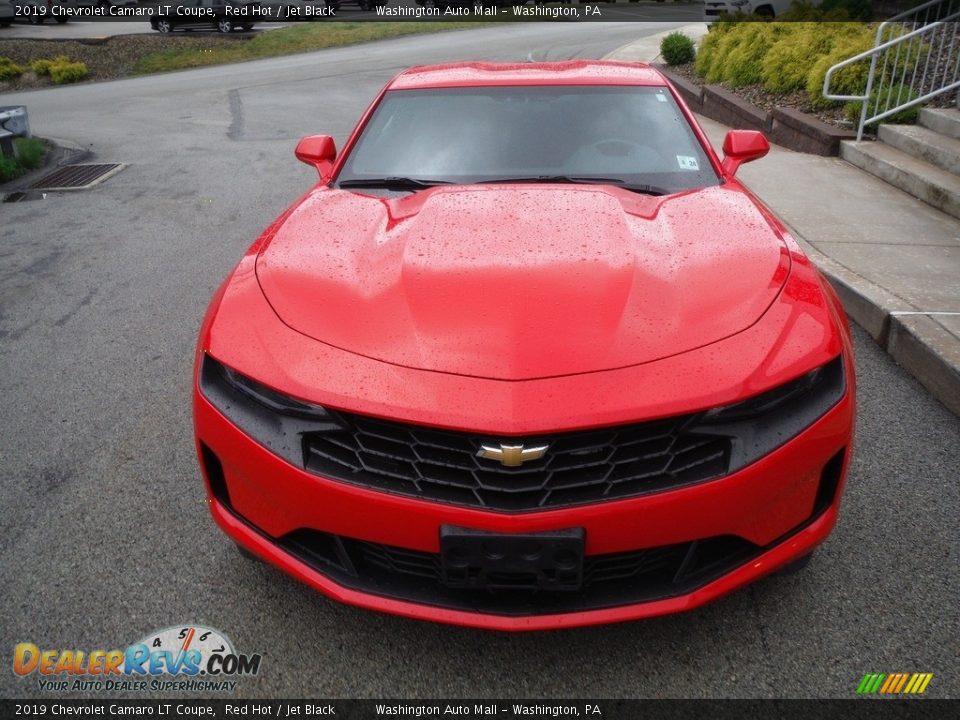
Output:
[{"xmin": 29, "ymin": 163, "xmax": 125, "ymax": 191}]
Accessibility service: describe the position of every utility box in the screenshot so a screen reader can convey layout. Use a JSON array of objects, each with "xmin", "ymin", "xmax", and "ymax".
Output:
[{"xmin": 0, "ymin": 106, "xmax": 30, "ymax": 159}]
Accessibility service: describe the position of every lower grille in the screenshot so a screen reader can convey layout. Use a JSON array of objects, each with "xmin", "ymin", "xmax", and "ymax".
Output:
[
  {"xmin": 304, "ymin": 411, "xmax": 730, "ymax": 512},
  {"xmin": 279, "ymin": 529, "xmax": 757, "ymax": 616}
]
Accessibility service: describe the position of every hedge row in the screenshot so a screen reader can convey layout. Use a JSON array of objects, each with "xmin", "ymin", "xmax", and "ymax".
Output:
[{"xmin": 695, "ymin": 22, "xmax": 878, "ymax": 107}]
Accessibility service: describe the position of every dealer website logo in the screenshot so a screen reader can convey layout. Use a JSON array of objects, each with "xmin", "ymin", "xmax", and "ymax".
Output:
[
  {"xmin": 13, "ymin": 625, "xmax": 261, "ymax": 693},
  {"xmin": 856, "ymin": 673, "xmax": 934, "ymax": 696}
]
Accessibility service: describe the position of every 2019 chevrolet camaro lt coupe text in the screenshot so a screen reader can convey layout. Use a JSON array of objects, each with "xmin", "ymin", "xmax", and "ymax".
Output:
[{"xmin": 194, "ymin": 61, "xmax": 856, "ymax": 631}]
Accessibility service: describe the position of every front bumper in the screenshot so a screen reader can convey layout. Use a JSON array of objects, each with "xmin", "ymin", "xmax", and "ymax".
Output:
[{"xmin": 194, "ymin": 383, "xmax": 853, "ymax": 631}]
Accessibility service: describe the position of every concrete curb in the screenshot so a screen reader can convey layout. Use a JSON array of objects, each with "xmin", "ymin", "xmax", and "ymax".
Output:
[
  {"xmin": 887, "ymin": 316, "xmax": 960, "ymax": 417},
  {"xmin": 791, "ymin": 232, "xmax": 960, "ymax": 417}
]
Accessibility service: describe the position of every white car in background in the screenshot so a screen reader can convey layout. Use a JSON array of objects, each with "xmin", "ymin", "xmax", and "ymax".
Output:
[{"xmin": 703, "ymin": 0, "xmax": 820, "ymax": 19}]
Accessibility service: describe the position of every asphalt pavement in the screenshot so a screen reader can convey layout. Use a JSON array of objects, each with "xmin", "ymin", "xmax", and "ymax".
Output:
[{"xmin": 1, "ymin": 24, "xmax": 958, "ymax": 699}]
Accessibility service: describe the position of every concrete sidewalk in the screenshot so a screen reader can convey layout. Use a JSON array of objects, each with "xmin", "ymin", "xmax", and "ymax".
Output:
[{"xmin": 605, "ymin": 35, "xmax": 960, "ymax": 416}]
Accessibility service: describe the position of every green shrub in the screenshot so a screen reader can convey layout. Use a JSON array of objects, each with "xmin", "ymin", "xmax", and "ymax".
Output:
[
  {"xmin": 661, "ymin": 31, "xmax": 696, "ymax": 66},
  {"xmin": 703, "ymin": 23, "xmax": 755, "ymax": 83},
  {"xmin": 804, "ymin": 28, "xmax": 875, "ymax": 106},
  {"xmin": 694, "ymin": 18, "xmax": 891, "ymax": 111},
  {"xmin": 30, "ymin": 55, "xmax": 73, "ymax": 77},
  {"xmin": 0, "ymin": 154, "xmax": 23, "ymax": 182},
  {"xmin": 49, "ymin": 61, "xmax": 88, "ymax": 85},
  {"xmin": 694, "ymin": 27, "xmax": 719, "ymax": 78},
  {"xmin": 806, "ymin": 25, "xmax": 926, "ymax": 107},
  {"xmin": 14, "ymin": 137, "xmax": 46, "ymax": 170},
  {"xmin": 694, "ymin": 19, "xmax": 738, "ymax": 79},
  {"xmin": 0, "ymin": 57, "xmax": 25, "ymax": 82},
  {"xmin": 722, "ymin": 23, "xmax": 776, "ymax": 87},
  {"xmin": 760, "ymin": 23, "xmax": 833, "ymax": 93},
  {"xmin": 32, "ymin": 56, "xmax": 73, "ymax": 77},
  {"xmin": 31, "ymin": 59, "xmax": 54, "ymax": 76},
  {"xmin": 844, "ymin": 84, "xmax": 921, "ymax": 126},
  {"xmin": 34, "ymin": 56, "xmax": 84, "ymax": 81}
]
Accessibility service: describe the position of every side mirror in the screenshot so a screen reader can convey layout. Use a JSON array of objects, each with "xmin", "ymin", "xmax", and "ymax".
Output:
[
  {"xmin": 295, "ymin": 135, "xmax": 337, "ymax": 180},
  {"xmin": 721, "ymin": 130, "xmax": 769, "ymax": 177}
]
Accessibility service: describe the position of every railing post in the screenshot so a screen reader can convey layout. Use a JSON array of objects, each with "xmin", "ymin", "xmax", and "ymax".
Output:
[{"xmin": 858, "ymin": 53, "xmax": 881, "ymax": 142}]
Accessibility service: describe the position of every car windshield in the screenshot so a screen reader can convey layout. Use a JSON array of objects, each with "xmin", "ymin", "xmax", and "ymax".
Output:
[{"xmin": 335, "ymin": 85, "xmax": 720, "ymax": 194}]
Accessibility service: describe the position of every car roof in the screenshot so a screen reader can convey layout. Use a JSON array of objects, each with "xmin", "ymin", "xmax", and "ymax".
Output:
[{"xmin": 388, "ymin": 61, "xmax": 668, "ymax": 90}]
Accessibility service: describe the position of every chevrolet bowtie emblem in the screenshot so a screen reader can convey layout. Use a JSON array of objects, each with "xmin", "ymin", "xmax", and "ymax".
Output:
[{"xmin": 477, "ymin": 443, "xmax": 549, "ymax": 467}]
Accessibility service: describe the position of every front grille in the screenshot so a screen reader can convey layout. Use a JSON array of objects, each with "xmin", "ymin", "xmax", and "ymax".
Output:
[
  {"xmin": 303, "ymin": 412, "xmax": 730, "ymax": 512},
  {"xmin": 279, "ymin": 529, "xmax": 758, "ymax": 616}
]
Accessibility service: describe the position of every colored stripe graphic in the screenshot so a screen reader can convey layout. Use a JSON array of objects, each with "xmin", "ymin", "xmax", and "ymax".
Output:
[
  {"xmin": 857, "ymin": 673, "xmax": 933, "ymax": 694},
  {"xmin": 880, "ymin": 674, "xmax": 900, "ymax": 693},
  {"xmin": 893, "ymin": 674, "xmax": 909, "ymax": 693}
]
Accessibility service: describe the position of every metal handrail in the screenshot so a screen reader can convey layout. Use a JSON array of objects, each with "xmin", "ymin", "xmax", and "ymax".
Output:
[{"xmin": 823, "ymin": 0, "xmax": 960, "ymax": 140}]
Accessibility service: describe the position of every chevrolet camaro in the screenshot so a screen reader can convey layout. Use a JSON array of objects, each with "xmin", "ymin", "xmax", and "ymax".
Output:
[{"xmin": 193, "ymin": 61, "xmax": 856, "ymax": 630}]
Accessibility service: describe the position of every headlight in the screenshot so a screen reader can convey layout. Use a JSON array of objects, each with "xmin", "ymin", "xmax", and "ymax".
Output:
[
  {"xmin": 692, "ymin": 356, "xmax": 846, "ymax": 472},
  {"xmin": 199, "ymin": 354, "xmax": 339, "ymax": 466}
]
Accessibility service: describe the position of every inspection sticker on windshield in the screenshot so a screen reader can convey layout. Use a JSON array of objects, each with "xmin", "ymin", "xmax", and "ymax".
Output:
[{"xmin": 677, "ymin": 155, "xmax": 699, "ymax": 171}]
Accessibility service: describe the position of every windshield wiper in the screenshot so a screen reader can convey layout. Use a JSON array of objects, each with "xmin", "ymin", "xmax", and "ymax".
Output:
[
  {"xmin": 338, "ymin": 177, "xmax": 453, "ymax": 190},
  {"xmin": 474, "ymin": 176, "xmax": 670, "ymax": 196}
]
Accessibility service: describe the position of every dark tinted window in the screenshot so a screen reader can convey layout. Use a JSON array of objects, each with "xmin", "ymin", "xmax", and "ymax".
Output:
[{"xmin": 336, "ymin": 86, "xmax": 719, "ymax": 193}]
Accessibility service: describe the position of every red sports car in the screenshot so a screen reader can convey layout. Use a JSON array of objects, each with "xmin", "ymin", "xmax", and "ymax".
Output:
[{"xmin": 194, "ymin": 61, "xmax": 855, "ymax": 631}]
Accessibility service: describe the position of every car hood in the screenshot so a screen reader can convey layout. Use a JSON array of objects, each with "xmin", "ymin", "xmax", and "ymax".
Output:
[{"xmin": 256, "ymin": 184, "xmax": 789, "ymax": 381}]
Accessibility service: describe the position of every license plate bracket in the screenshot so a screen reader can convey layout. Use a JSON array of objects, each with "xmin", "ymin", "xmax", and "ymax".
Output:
[{"xmin": 440, "ymin": 526, "xmax": 584, "ymax": 592}]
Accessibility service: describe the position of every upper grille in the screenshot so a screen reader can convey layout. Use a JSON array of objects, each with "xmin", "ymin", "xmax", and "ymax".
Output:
[{"xmin": 303, "ymin": 411, "xmax": 730, "ymax": 512}]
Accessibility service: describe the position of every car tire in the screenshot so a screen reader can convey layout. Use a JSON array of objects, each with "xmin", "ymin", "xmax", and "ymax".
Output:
[
  {"xmin": 156, "ymin": 19, "xmax": 172, "ymax": 32},
  {"xmin": 359, "ymin": 0, "xmax": 371, "ymax": 9},
  {"xmin": 0, "ymin": 20, "xmax": 11, "ymax": 27},
  {"xmin": 775, "ymin": 551, "xmax": 814, "ymax": 576},
  {"xmin": 28, "ymin": 14, "xmax": 43, "ymax": 24},
  {"xmin": 55, "ymin": 16, "xmax": 68, "ymax": 23},
  {"xmin": 217, "ymin": 18, "xmax": 233, "ymax": 33}
]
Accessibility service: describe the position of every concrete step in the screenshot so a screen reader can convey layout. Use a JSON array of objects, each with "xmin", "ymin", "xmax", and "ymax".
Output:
[
  {"xmin": 878, "ymin": 123, "xmax": 960, "ymax": 175},
  {"xmin": 918, "ymin": 107, "xmax": 960, "ymax": 139},
  {"xmin": 841, "ymin": 139, "xmax": 960, "ymax": 220}
]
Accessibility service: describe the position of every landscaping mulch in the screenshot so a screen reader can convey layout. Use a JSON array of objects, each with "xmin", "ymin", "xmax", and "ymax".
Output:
[{"xmin": 667, "ymin": 61, "xmax": 854, "ymax": 131}]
